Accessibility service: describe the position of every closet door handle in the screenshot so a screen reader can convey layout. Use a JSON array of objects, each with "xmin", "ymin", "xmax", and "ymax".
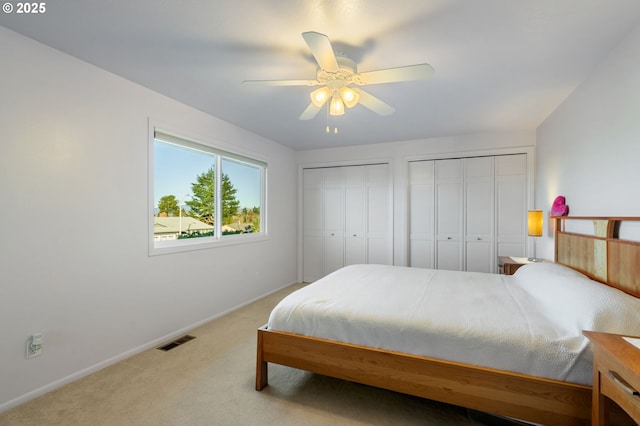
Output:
[
  {"xmin": 477, "ymin": 237, "xmax": 482, "ymax": 241},
  {"xmin": 352, "ymin": 234, "xmax": 357, "ymax": 237},
  {"xmin": 447, "ymin": 237, "xmax": 452, "ymax": 240}
]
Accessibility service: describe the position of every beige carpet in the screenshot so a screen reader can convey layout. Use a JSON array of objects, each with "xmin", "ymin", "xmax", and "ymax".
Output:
[{"xmin": 1, "ymin": 284, "xmax": 518, "ymax": 426}]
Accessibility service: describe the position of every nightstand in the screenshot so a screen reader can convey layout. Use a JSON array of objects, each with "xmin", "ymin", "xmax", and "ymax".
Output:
[
  {"xmin": 497, "ymin": 256, "xmax": 550, "ymax": 275},
  {"xmin": 498, "ymin": 256, "xmax": 524, "ymax": 275},
  {"xmin": 497, "ymin": 256, "xmax": 534, "ymax": 275},
  {"xmin": 584, "ymin": 331, "xmax": 640, "ymax": 426}
]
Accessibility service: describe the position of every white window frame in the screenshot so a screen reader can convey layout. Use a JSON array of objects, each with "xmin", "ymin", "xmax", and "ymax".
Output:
[{"xmin": 148, "ymin": 122, "xmax": 268, "ymax": 256}]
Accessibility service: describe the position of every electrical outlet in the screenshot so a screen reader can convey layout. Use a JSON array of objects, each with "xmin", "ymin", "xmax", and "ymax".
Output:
[{"xmin": 26, "ymin": 333, "xmax": 43, "ymax": 359}]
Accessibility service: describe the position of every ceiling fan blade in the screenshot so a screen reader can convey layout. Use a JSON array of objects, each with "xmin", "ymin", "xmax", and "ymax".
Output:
[
  {"xmin": 242, "ymin": 79, "xmax": 319, "ymax": 86},
  {"xmin": 352, "ymin": 88, "xmax": 395, "ymax": 116},
  {"xmin": 302, "ymin": 31, "xmax": 339, "ymax": 72},
  {"xmin": 357, "ymin": 64, "xmax": 434, "ymax": 85},
  {"xmin": 299, "ymin": 102, "xmax": 323, "ymax": 120}
]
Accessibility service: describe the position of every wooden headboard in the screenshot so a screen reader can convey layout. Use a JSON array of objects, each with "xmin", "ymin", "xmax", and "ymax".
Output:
[{"xmin": 553, "ymin": 216, "xmax": 640, "ymax": 297}]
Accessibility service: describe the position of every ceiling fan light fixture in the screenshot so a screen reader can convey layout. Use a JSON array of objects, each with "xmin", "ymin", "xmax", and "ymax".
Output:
[
  {"xmin": 310, "ymin": 86, "xmax": 331, "ymax": 107},
  {"xmin": 329, "ymin": 94, "xmax": 345, "ymax": 116},
  {"xmin": 340, "ymin": 87, "xmax": 359, "ymax": 108}
]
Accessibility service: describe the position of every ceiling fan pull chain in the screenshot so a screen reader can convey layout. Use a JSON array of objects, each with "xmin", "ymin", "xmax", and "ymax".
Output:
[
  {"xmin": 321, "ymin": 91, "xmax": 339, "ymax": 135},
  {"xmin": 325, "ymin": 101, "xmax": 330, "ymax": 133}
]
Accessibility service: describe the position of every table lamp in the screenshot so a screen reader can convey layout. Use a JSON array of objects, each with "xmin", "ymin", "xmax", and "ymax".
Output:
[{"xmin": 527, "ymin": 210, "xmax": 543, "ymax": 261}]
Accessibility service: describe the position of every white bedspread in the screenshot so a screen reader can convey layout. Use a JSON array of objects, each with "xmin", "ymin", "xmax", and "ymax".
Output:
[{"xmin": 268, "ymin": 263, "xmax": 640, "ymax": 385}]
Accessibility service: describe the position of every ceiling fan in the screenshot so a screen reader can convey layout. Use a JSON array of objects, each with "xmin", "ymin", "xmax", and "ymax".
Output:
[{"xmin": 243, "ymin": 31, "xmax": 434, "ymax": 121}]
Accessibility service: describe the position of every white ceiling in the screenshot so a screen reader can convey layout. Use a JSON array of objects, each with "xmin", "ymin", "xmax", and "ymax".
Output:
[{"xmin": 2, "ymin": 1, "xmax": 640, "ymax": 150}]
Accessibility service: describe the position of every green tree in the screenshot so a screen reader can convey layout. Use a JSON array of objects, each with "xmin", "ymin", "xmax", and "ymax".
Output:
[
  {"xmin": 240, "ymin": 207, "xmax": 249, "ymax": 223},
  {"xmin": 186, "ymin": 167, "xmax": 239, "ymax": 225},
  {"xmin": 186, "ymin": 167, "xmax": 215, "ymax": 225},
  {"xmin": 222, "ymin": 174, "xmax": 240, "ymax": 225},
  {"xmin": 251, "ymin": 212, "xmax": 260, "ymax": 232},
  {"xmin": 157, "ymin": 195, "xmax": 179, "ymax": 216}
]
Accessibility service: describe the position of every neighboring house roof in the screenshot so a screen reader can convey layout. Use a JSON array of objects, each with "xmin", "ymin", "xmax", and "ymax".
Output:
[
  {"xmin": 222, "ymin": 222, "xmax": 251, "ymax": 232},
  {"xmin": 154, "ymin": 217, "xmax": 213, "ymax": 235}
]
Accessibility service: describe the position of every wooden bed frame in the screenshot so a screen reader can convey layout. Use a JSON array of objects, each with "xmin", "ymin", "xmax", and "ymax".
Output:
[{"xmin": 256, "ymin": 216, "xmax": 640, "ymax": 426}]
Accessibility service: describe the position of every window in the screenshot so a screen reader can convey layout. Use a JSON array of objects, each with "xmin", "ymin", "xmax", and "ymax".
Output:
[{"xmin": 150, "ymin": 129, "xmax": 266, "ymax": 255}]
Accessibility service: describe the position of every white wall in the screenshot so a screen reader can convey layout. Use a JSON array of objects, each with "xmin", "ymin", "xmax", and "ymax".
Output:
[
  {"xmin": 536, "ymin": 22, "xmax": 640, "ymax": 259},
  {"xmin": 295, "ymin": 132, "xmax": 536, "ymax": 274},
  {"xmin": 0, "ymin": 27, "xmax": 297, "ymax": 411}
]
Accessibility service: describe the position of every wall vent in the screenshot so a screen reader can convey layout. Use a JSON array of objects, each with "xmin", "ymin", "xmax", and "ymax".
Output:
[{"xmin": 157, "ymin": 335, "xmax": 195, "ymax": 351}]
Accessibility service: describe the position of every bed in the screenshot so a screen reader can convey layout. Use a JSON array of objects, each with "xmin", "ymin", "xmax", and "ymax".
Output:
[{"xmin": 256, "ymin": 216, "xmax": 640, "ymax": 426}]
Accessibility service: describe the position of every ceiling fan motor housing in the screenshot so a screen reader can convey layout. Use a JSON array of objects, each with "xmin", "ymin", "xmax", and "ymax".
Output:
[{"xmin": 317, "ymin": 56, "xmax": 359, "ymax": 89}]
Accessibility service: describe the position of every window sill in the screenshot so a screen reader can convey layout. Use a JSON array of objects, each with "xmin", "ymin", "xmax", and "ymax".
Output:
[{"xmin": 149, "ymin": 232, "xmax": 269, "ymax": 256}]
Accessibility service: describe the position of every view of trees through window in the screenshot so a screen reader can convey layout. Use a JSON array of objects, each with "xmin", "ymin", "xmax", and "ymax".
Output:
[{"xmin": 153, "ymin": 136, "xmax": 263, "ymax": 243}]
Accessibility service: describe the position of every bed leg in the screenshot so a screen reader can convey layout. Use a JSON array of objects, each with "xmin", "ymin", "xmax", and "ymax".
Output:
[
  {"xmin": 256, "ymin": 360, "xmax": 268, "ymax": 391},
  {"xmin": 256, "ymin": 327, "xmax": 268, "ymax": 390}
]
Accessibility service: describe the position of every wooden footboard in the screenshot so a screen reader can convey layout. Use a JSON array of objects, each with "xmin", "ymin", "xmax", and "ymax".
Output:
[{"xmin": 257, "ymin": 326, "xmax": 591, "ymax": 426}]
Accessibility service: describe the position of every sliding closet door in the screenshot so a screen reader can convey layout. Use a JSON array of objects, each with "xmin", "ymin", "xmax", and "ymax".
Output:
[
  {"xmin": 408, "ymin": 153, "xmax": 527, "ymax": 272},
  {"xmin": 409, "ymin": 161, "xmax": 435, "ymax": 268},
  {"xmin": 322, "ymin": 167, "xmax": 345, "ymax": 276},
  {"xmin": 303, "ymin": 164, "xmax": 392, "ymax": 281},
  {"xmin": 344, "ymin": 166, "xmax": 366, "ymax": 266},
  {"xmin": 464, "ymin": 157, "xmax": 495, "ymax": 273},
  {"xmin": 436, "ymin": 159, "xmax": 463, "ymax": 271},
  {"xmin": 495, "ymin": 154, "xmax": 527, "ymax": 257},
  {"xmin": 366, "ymin": 164, "xmax": 391, "ymax": 265},
  {"xmin": 302, "ymin": 169, "xmax": 323, "ymax": 282}
]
